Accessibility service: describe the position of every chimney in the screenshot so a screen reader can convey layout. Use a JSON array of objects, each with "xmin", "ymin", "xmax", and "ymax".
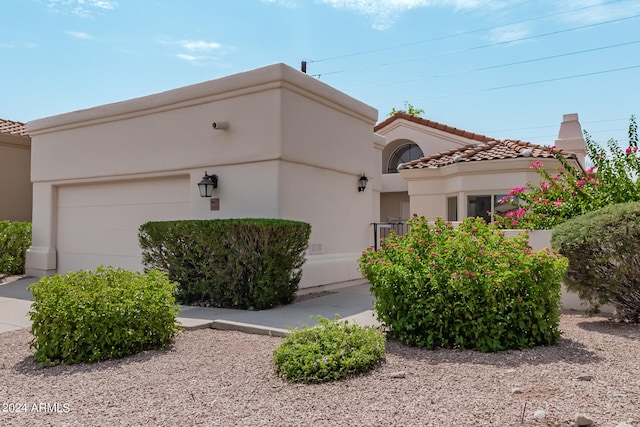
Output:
[{"xmin": 554, "ymin": 113, "xmax": 586, "ymax": 168}]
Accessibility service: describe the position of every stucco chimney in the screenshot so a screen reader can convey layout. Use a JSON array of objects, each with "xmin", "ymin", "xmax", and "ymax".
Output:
[{"xmin": 554, "ymin": 113, "xmax": 586, "ymax": 168}]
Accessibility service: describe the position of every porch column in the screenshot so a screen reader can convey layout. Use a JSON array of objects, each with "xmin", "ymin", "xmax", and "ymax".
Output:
[{"xmin": 25, "ymin": 182, "xmax": 57, "ymax": 277}]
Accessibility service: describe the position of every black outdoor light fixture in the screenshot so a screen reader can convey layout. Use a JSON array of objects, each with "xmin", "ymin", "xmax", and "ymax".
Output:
[
  {"xmin": 198, "ymin": 172, "xmax": 218, "ymax": 197},
  {"xmin": 358, "ymin": 174, "xmax": 368, "ymax": 192}
]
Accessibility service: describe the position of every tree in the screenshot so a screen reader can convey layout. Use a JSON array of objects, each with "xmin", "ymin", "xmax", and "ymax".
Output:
[{"xmin": 389, "ymin": 102, "xmax": 424, "ymax": 117}]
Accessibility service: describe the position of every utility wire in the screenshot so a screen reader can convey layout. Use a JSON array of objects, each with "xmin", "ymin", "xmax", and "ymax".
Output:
[
  {"xmin": 306, "ymin": 0, "xmax": 629, "ymax": 64},
  {"xmin": 311, "ymin": 13, "xmax": 640, "ymax": 78},
  {"xmin": 347, "ymin": 40, "xmax": 640, "ymax": 90},
  {"xmin": 410, "ymin": 65, "xmax": 640, "ymax": 100}
]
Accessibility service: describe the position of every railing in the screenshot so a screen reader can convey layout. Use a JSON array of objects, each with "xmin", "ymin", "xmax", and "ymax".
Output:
[{"xmin": 371, "ymin": 222, "xmax": 410, "ymax": 250}]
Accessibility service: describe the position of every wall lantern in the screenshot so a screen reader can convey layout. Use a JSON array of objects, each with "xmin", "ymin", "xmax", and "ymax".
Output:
[
  {"xmin": 198, "ymin": 172, "xmax": 218, "ymax": 197},
  {"xmin": 357, "ymin": 174, "xmax": 368, "ymax": 192}
]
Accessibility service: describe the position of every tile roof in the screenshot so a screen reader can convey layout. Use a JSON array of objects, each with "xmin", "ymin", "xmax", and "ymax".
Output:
[
  {"xmin": 398, "ymin": 139, "xmax": 577, "ymax": 170},
  {"xmin": 374, "ymin": 111, "xmax": 495, "ymax": 144},
  {"xmin": 0, "ymin": 118, "xmax": 28, "ymax": 138}
]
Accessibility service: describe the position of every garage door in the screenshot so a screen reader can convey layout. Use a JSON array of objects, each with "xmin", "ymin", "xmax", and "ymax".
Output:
[{"xmin": 56, "ymin": 175, "xmax": 191, "ymax": 273}]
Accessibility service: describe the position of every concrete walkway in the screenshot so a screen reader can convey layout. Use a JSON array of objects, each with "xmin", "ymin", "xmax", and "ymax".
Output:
[{"xmin": 0, "ymin": 277, "xmax": 379, "ymax": 336}]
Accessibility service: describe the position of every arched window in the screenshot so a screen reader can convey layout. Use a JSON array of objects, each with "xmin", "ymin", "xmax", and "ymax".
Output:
[{"xmin": 387, "ymin": 143, "xmax": 424, "ymax": 174}]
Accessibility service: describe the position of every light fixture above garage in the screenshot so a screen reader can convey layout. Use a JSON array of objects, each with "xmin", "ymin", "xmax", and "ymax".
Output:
[
  {"xmin": 198, "ymin": 172, "xmax": 218, "ymax": 197},
  {"xmin": 358, "ymin": 174, "xmax": 368, "ymax": 192}
]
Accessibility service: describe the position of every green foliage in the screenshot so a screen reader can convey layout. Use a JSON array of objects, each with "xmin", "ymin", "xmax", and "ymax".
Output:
[
  {"xmin": 389, "ymin": 102, "xmax": 425, "ymax": 117},
  {"xmin": 29, "ymin": 266, "xmax": 180, "ymax": 366},
  {"xmin": 496, "ymin": 116, "xmax": 640, "ymax": 229},
  {"xmin": 552, "ymin": 202, "xmax": 640, "ymax": 322},
  {"xmin": 0, "ymin": 221, "xmax": 31, "ymax": 275},
  {"xmin": 359, "ymin": 216, "xmax": 567, "ymax": 352},
  {"xmin": 273, "ymin": 316, "xmax": 385, "ymax": 383},
  {"xmin": 139, "ymin": 218, "xmax": 311, "ymax": 310}
]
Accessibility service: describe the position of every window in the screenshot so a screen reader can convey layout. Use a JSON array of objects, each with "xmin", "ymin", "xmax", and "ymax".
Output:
[
  {"xmin": 466, "ymin": 194, "xmax": 518, "ymax": 223},
  {"xmin": 387, "ymin": 143, "xmax": 424, "ymax": 174},
  {"xmin": 447, "ymin": 196, "xmax": 458, "ymax": 221},
  {"xmin": 467, "ymin": 195, "xmax": 492, "ymax": 223}
]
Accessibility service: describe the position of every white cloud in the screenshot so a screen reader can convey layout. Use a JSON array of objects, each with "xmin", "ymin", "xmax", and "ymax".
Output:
[
  {"xmin": 556, "ymin": 0, "xmax": 640, "ymax": 24},
  {"xmin": 45, "ymin": 0, "xmax": 117, "ymax": 17},
  {"xmin": 176, "ymin": 53, "xmax": 199, "ymax": 62},
  {"xmin": 66, "ymin": 31, "xmax": 94, "ymax": 40},
  {"xmin": 318, "ymin": 0, "xmax": 499, "ymax": 30},
  {"xmin": 261, "ymin": 0, "xmax": 297, "ymax": 8},
  {"xmin": 179, "ymin": 40, "xmax": 222, "ymax": 51},
  {"xmin": 487, "ymin": 23, "xmax": 530, "ymax": 44}
]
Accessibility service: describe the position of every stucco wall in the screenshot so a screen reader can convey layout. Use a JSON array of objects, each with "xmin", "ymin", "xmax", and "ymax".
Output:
[
  {"xmin": 25, "ymin": 63, "xmax": 380, "ymax": 289},
  {"xmin": 0, "ymin": 135, "xmax": 32, "ymax": 222}
]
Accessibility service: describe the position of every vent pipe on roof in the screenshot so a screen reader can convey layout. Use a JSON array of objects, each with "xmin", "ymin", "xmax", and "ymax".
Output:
[{"xmin": 301, "ymin": 61, "xmax": 307, "ymax": 74}]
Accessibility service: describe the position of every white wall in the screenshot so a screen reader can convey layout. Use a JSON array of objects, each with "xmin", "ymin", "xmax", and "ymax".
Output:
[{"xmin": 26, "ymin": 63, "xmax": 380, "ymax": 290}]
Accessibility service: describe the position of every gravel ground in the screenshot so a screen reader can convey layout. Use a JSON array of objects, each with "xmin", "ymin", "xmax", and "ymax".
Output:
[{"xmin": 0, "ymin": 314, "xmax": 638, "ymax": 426}]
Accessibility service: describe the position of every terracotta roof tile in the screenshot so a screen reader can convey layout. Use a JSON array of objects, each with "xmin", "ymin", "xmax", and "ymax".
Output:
[
  {"xmin": 374, "ymin": 112, "xmax": 495, "ymax": 144},
  {"xmin": 0, "ymin": 118, "xmax": 28, "ymax": 138},
  {"xmin": 398, "ymin": 139, "xmax": 577, "ymax": 170}
]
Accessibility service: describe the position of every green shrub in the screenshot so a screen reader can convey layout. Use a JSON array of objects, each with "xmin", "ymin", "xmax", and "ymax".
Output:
[
  {"xmin": 359, "ymin": 216, "xmax": 568, "ymax": 352},
  {"xmin": 552, "ymin": 202, "xmax": 640, "ymax": 322},
  {"xmin": 0, "ymin": 221, "xmax": 31, "ymax": 275},
  {"xmin": 139, "ymin": 218, "xmax": 311, "ymax": 310},
  {"xmin": 273, "ymin": 316, "xmax": 385, "ymax": 383},
  {"xmin": 29, "ymin": 266, "xmax": 180, "ymax": 366}
]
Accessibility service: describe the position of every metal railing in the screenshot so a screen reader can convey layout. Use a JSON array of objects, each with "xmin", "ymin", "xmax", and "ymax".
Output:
[{"xmin": 371, "ymin": 222, "xmax": 410, "ymax": 250}]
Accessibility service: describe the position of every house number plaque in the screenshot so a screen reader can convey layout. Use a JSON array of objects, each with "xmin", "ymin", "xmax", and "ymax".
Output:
[{"xmin": 210, "ymin": 198, "xmax": 220, "ymax": 211}]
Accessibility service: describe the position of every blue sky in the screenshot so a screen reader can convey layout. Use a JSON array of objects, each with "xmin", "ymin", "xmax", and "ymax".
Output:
[{"xmin": 1, "ymin": 0, "xmax": 638, "ymax": 146}]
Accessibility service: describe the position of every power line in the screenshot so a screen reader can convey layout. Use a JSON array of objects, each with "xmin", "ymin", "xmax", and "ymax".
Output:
[
  {"xmin": 346, "ymin": 40, "xmax": 640, "ymax": 90},
  {"xmin": 311, "ymin": 13, "xmax": 640, "ymax": 78},
  {"xmin": 306, "ymin": 0, "xmax": 630, "ymax": 64},
  {"xmin": 410, "ymin": 65, "xmax": 640, "ymax": 100}
]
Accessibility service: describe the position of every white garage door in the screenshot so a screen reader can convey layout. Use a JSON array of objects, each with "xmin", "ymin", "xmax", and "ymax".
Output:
[{"xmin": 56, "ymin": 176, "xmax": 191, "ymax": 273}]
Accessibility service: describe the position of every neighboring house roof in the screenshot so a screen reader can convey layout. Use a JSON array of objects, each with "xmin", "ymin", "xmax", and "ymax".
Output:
[
  {"xmin": 374, "ymin": 112, "xmax": 495, "ymax": 144},
  {"xmin": 0, "ymin": 118, "xmax": 28, "ymax": 138},
  {"xmin": 399, "ymin": 139, "xmax": 577, "ymax": 170}
]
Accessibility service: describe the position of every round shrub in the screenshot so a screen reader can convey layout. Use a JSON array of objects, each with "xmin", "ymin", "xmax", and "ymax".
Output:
[
  {"xmin": 273, "ymin": 316, "xmax": 385, "ymax": 383},
  {"xmin": 359, "ymin": 216, "xmax": 568, "ymax": 352},
  {"xmin": 29, "ymin": 266, "xmax": 180, "ymax": 366},
  {"xmin": 552, "ymin": 202, "xmax": 640, "ymax": 322}
]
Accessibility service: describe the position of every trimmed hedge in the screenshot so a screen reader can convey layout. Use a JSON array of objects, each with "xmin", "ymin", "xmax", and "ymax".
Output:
[
  {"xmin": 360, "ymin": 216, "xmax": 568, "ymax": 352},
  {"xmin": 139, "ymin": 218, "xmax": 311, "ymax": 310},
  {"xmin": 552, "ymin": 202, "xmax": 640, "ymax": 321},
  {"xmin": 29, "ymin": 266, "xmax": 180, "ymax": 366},
  {"xmin": 0, "ymin": 221, "xmax": 31, "ymax": 275}
]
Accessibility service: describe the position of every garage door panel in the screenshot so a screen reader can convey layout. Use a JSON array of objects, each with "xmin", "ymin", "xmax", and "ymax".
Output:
[{"xmin": 57, "ymin": 176, "xmax": 190, "ymax": 273}]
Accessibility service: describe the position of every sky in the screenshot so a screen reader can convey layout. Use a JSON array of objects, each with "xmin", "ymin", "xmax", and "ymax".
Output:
[{"xmin": 1, "ymin": 0, "xmax": 639, "ymax": 147}]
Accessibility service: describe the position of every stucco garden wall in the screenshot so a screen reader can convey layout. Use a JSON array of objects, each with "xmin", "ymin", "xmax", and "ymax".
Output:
[
  {"xmin": 0, "ymin": 134, "xmax": 32, "ymax": 222},
  {"xmin": 25, "ymin": 63, "xmax": 380, "ymax": 289}
]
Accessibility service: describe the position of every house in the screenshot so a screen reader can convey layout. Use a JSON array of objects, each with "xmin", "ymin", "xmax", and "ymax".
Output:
[
  {"xmin": 23, "ymin": 61, "xmax": 588, "ymax": 293},
  {"xmin": 374, "ymin": 112, "xmax": 586, "ymax": 223},
  {"xmin": 25, "ymin": 63, "xmax": 383, "ymax": 290},
  {"xmin": 0, "ymin": 119, "xmax": 32, "ymax": 222}
]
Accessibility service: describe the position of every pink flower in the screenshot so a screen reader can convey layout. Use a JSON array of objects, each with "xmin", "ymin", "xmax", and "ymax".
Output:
[
  {"xmin": 554, "ymin": 200, "xmax": 564, "ymax": 207},
  {"xmin": 516, "ymin": 208, "xmax": 526, "ymax": 218},
  {"xmin": 540, "ymin": 182, "xmax": 550, "ymax": 191},
  {"xmin": 576, "ymin": 179, "xmax": 586, "ymax": 187},
  {"xmin": 626, "ymin": 147, "xmax": 632, "ymax": 155},
  {"xmin": 552, "ymin": 174, "xmax": 561, "ymax": 181},
  {"xmin": 586, "ymin": 166, "xmax": 596, "ymax": 174},
  {"xmin": 509, "ymin": 186, "xmax": 525, "ymax": 196},
  {"xmin": 529, "ymin": 161, "xmax": 543, "ymax": 169}
]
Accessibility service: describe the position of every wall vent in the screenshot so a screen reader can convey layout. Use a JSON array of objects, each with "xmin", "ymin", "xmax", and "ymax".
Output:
[{"xmin": 310, "ymin": 243, "xmax": 323, "ymax": 254}]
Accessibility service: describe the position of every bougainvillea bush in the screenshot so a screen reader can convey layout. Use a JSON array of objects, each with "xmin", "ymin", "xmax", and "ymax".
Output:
[
  {"xmin": 359, "ymin": 216, "xmax": 568, "ymax": 352},
  {"xmin": 495, "ymin": 116, "xmax": 640, "ymax": 229}
]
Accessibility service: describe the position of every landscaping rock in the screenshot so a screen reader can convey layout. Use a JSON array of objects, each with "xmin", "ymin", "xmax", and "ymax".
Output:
[
  {"xmin": 533, "ymin": 409, "xmax": 546, "ymax": 420},
  {"xmin": 510, "ymin": 387, "xmax": 523, "ymax": 394},
  {"xmin": 615, "ymin": 422, "xmax": 633, "ymax": 427},
  {"xmin": 575, "ymin": 413, "xmax": 594, "ymax": 426},
  {"xmin": 389, "ymin": 371, "xmax": 406, "ymax": 379},
  {"xmin": 576, "ymin": 375, "xmax": 594, "ymax": 381}
]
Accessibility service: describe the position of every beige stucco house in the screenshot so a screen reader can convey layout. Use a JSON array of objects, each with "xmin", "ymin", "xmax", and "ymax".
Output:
[
  {"xmin": 375, "ymin": 112, "xmax": 586, "ymax": 223},
  {"xmin": 23, "ymin": 61, "xmax": 589, "ymax": 296},
  {"xmin": 0, "ymin": 119, "xmax": 32, "ymax": 222},
  {"xmin": 25, "ymin": 63, "xmax": 383, "ymax": 290}
]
